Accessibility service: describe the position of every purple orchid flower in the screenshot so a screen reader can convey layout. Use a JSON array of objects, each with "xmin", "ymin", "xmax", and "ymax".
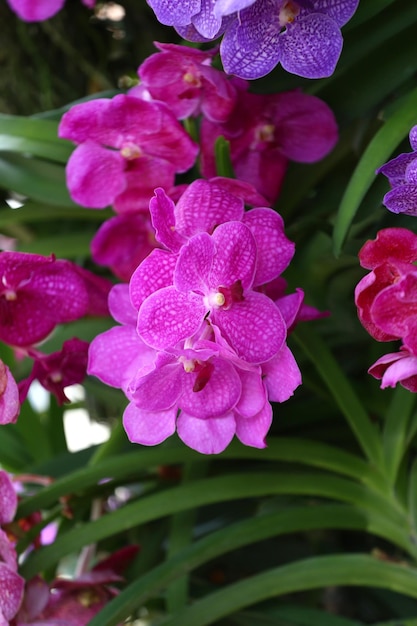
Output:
[
  {"xmin": 377, "ymin": 125, "xmax": 417, "ymax": 216},
  {"xmin": 6, "ymin": 0, "xmax": 95, "ymax": 22},
  {"xmin": 58, "ymin": 94, "xmax": 199, "ymax": 212},
  {"xmin": 219, "ymin": 0, "xmax": 359, "ymax": 79},
  {"xmin": 137, "ymin": 42, "xmax": 238, "ymax": 122},
  {"xmin": 0, "ymin": 360, "xmax": 20, "ymax": 425},
  {"xmin": 201, "ymin": 87, "xmax": 338, "ymax": 204}
]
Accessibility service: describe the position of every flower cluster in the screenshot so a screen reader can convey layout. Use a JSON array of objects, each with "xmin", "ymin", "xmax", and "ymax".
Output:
[
  {"xmin": 377, "ymin": 125, "xmax": 417, "ymax": 217},
  {"xmin": 146, "ymin": 0, "xmax": 359, "ymax": 79},
  {"xmin": 88, "ymin": 179, "xmax": 314, "ymax": 454},
  {"xmin": 355, "ymin": 227, "xmax": 417, "ymax": 391}
]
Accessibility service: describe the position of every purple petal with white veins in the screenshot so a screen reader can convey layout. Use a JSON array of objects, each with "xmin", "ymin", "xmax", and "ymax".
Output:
[
  {"xmin": 377, "ymin": 153, "xmax": 417, "ymax": 185},
  {"xmin": 147, "ymin": 0, "xmax": 200, "ymax": 26},
  {"xmin": 275, "ymin": 288, "xmax": 304, "ymax": 328},
  {"xmin": 262, "ymin": 344, "xmax": 302, "ymax": 402},
  {"xmin": 108, "ymin": 284, "xmax": 137, "ymax": 326},
  {"xmin": 243, "ymin": 208, "xmax": 295, "ymax": 286},
  {"xmin": 175, "ymin": 180, "xmax": 244, "ymax": 237},
  {"xmin": 174, "ymin": 232, "xmax": 214, "ymax": 293},
  {"xmin": 235, "ymin": 399, "xmax": 272, "ymax": 448},
  {"xmin": 192, "ymin": 0, "xmax": 222, "ymax": 38},
  {"xmin": 384, "ymin": 184, "xmax": 417, "ymax": 216},
  {"xmin": 0, "ymin": 529, "xmax": 18, "ymax": 571},
  {"xmin": 209, "ymin": 222, "xmax": 256, "ymax": 291},
  {"xmin": 130, "ymin": 249, "xmax": 177, "ymax": 311},
  {"xmin": 214, "ymin": 291, "xmax": 286, "ymax": 363},
  {"xmin": 234, "ymin": 367, "xmax": 266, "ymax": 417},
  {"xmin": 66, "ymin": 142, "xmax": 126, "ymax": 209},
  {"xmin": 123, "ymin": 403, "xmax": 177, "ymax": 445},
  {"xmin": 138, "ymin": 286, "xmax": 206, "ymax": 349},
  {"xmin": 313, "ymin": 0, "xmax": 359, "ymax": 26},
  {"xmin": 410, "ymin": 126, "xmax": 417, "ymax": 151},
  {"xmin": 150, "ymin": 188, "xmax": 186, "ymax": 252},
  {"xmin": 130, "ymin": 362, "xmax": 184, "ymax": 411},
  {"xmin": 279, "ymin": 13, "xmax": 343, "ymax": 78},
  {"xmin": 220, "ymin": 11, "xmax": 281, "ymax": 79},
  {"xmin": 180, "ymin": 357, "xmax": 241, "ymax": 418},
  {"xmin": 0, "ymin": 471, "xmax": 17, "ymax": 524},
  {"xmin": 406, "ymin": 160, "xmax": 417, "ymax": 184},
  {"xmin": 177, "ymin": 411, "xmax": 236, "ymax": 454},
  {"xmin": 88, "ymin": 326, "xmax": 155, "ymax": 391},
  {"xmin": 214, "ymin": 0, "xmax": 255, "ymax": 17}
]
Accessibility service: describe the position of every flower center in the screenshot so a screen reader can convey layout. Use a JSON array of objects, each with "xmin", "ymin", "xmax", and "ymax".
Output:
[
  {"xmin": 120, "ymin": 142, "xmax": 142, "ymax": 159},
  {"xmin": 278, "ymin": 0, "xmax": 300, "ymax": 28},
  {"xmin": 255, "ymin": 123, "xmax": 275, "ymax": 145},
  {"xmin": 183, "ymin": 71, "xmax": 202, "ymax": 88}
]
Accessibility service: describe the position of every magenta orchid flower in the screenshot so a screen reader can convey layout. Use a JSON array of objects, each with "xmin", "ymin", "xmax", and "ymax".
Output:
[
  {"xmin": 58, "ymin": 94, "xmax": 198, "ymax": 212},
  {"xmin": 6, "ymin": 0, "xmax": 95, "ymax": 22},
  {"xmin": 137, "ymin": 42, "xmax": 238, "ymax": 121},
  {"xmin": 137, "ymin": 221, "xmax": 287, "ymax": 364},
  {"xmin": 0, "ymin": 360, "xmax": 20, "ymax": 425},
  {"xmin": 18, "ymin": 339, "xmax": 90, "ymax": 406},
  {"xmin": 368, "ymin": 347, "xmax": 417, "ymax": 393},
  {"xmin": 0, "ymin": 471, "xmax": 25, "ymax": 625},
  {"xmin": 201, "ymin": 88, "xmax": 338, "ymax": 203},
  {"xmin": 0, "ymin": 252, "xmax": 107, "ymax": 348}
]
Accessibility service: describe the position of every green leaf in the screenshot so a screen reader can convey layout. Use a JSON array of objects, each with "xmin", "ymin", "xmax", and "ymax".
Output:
[
  {"xmin": 214, "ymin": 136, "xmax": 235, "ymax": 178},
  {"xmin": 293, "ymin": 325, "xmax": 383, "ymax": 468},
  {"xmin": 383, "ymin": 387, "xmax": 416, "ymax": 485},
  {"xmin": 17, "ymin": 437, "xmax": 381, "ymax": 518},
  {"xmin": 19, "ymin": 472, "xmax": 409, "ymax": 579},
  {"xmin": 86, "ymin": 506, "xmax": 404, "ymax": 626},
  {"xmin": 333, "ymin": 86, "xmax": 417, "ymax": 254},
  {"xmin": 158, "ymin": 555, "xmax": 417, "ymax": 626}
]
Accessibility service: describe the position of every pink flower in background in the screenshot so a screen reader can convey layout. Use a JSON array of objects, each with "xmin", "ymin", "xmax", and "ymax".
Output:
[
  {"xmin": 0, "ymin": 471, "xmax": 25, "ymax": 625},
  {"xmin": 91, "ymin": 213, "xmax": 159, "ymax": 281},
  {"xmin": 0, "ymin": 252, "xmax": 111, "ymax": 348},
  {"xmin": 0, "ymin": 360, "xmax": 20, "ymax": 425},
  {"xmin": 58, "ymin": 94, "xmax": 198, "ymax": 212},
  {"xmin": 200, "ymin": 88, "xmax": 338, "ymax": 203},
  {"xmin": 18, "ymin": 338, "xmax": 90, "ymax": 406},
  {"xmin": 369, "ymin": 347, "xmax": 417, "ymax": 393},
  {"xmin": 15, "ymin": 546, "xmax": 139, "ymax": 625},
  {"xmin": 6, "ymin": 0, "xmax": 95, "ymax": 22},
  {"xmin": 137, "ymin": 42, "xmax": 238, "ymax": 122},
  {"xmin": 355, "ymin": 228, "xmax": 417, "ymax": 345}
]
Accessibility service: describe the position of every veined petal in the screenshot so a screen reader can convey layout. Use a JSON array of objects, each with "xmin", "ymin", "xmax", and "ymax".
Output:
[
  {"xmin": 234, "ymin": 367, "xmax": 266, "ymax": 417},
  {"xmin": 123, "ymin": 403, "xmax": 177, "ymax": 446},
  {"xmin": 66, "ymin": 142, "xmax": 126, "ymax": 209},
  {"xmin": 0, "ymin": 563, "xmax": 24, "ymax": 622},
  {"xmin": 243, "ymin": 208, "xmax": 295, "ymax": 286},
  {"xmin": 214, "ymin": 291, "xmax": 286, "ymax": 363},
  {"xmin": 174, "ymin": 232, "xmax": 214, "ymax": 293},
  {"xmin": 130, "ymin": 249, "xmax": 177, "ymax": 311},
  {"xmin": 262, "ymin": 343, "xmax": 302, "ymax": 402},
  {"xmin": 130, "ymin": 363, "xmax": 184, "ymax": 411},
  {"xmin": 147, "ymin": 0, "xmax": 201, "ymax": 26},
  {"xmin": 0, "ymin": 471, "xmax": 17, "ymax": 524},
  {"xmin": 383, "ymin": 184, "xmax": 417, "ymax": 216},
  {"xmin": 313, "ymin": 0, "xmax": 359, "ymax": 27},
  {"xmin": 180, "ymin": 357, "xmax": 241, "ymax": 418},
  {"xmin": 138, "ymin": 287, "xmax": 206, "ymax": 349},
  {"xmin": 175, "ymin": 180, "xmax": 244, "ymax": 238},
  {"xmin": 177, "ymin": 411, "xmax": 236, "ymax": 454},
  {"xmin": 192, "ymin": 0, "xmax": 222, "ymax": 38},
  {"xmin": 235, "ymin": 400, "xmax": 272, "ymax": 448},
  {"xmin": 150, "ymin": 188, "xmax": 186, "ymax": 252},
  {"xmin": 209, "ymin": 221, "xmax": 256, "ymax": 290},
  {"xmin": 279, "ymin": 13, "xmax": 343, "ymax": 78}
]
